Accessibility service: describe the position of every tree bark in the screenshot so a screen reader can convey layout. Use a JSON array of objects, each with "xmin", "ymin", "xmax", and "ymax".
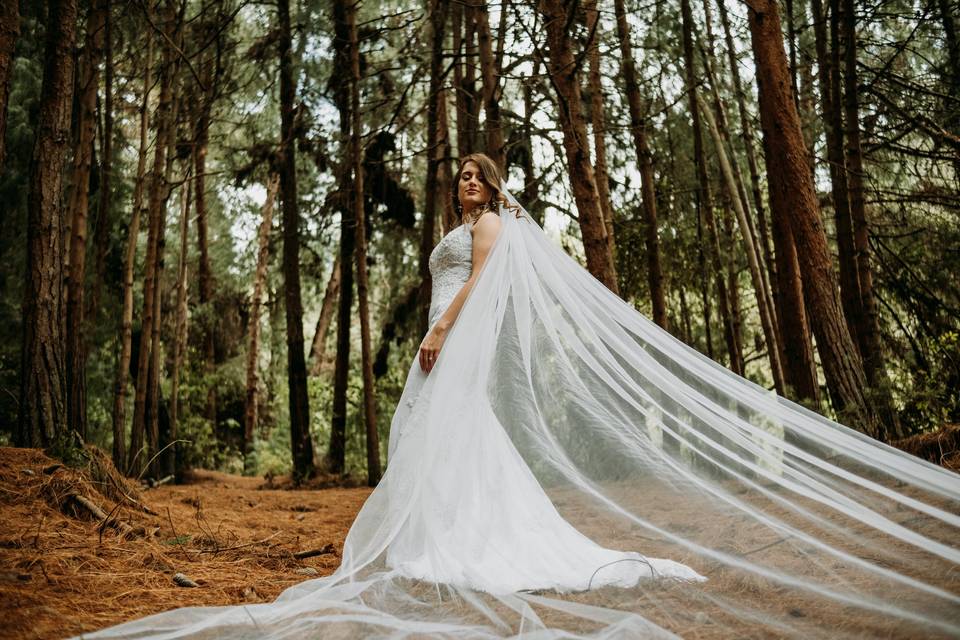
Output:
[
  {"xmin": 680, "ymin": 0, "xmax": 740, "ymax": 373},
  {"xmin": 88, "ymin": 0, "xmax": 113, "ymax": 326},
  {"xmin": 327, "ymin": 0, "xmax": 355, "ymax": 475},
  {"xmin": 244, "ymin": 174, "xmax": 278, "ymax": 462},
  {"xmin": 18, "ymin": 0, "xmax": 76, "ymax": 453},
  {"xmin": 66, "ymin": 0, "xmax": 106, "ymax": 443},
  {"xmin": 613, "ymin": 0, "xmax": 666, "ymax": 328},
  {"xmin": 130, "ymin": 2, "xmax": 176, "ymax": 477},
  {"xmin": 0, "ymin": 0, "xmax": 19, "ymax": 173},
  {"xmin": 698, "ymin": 92, "xmax": 785, "ymax": 393},
  {"xmin": 419, "ymin": 0, "xmax": 448, "ymax": 336},
  {"xmin": 345, "ymin": 0, "xmax": 381, "ymax": 486},
  {"xmin": 839, "ymin": 0, "xmax": 894, "ymax": 416},
  {"xmin": 823, "ymin": 0, "xmax": 863, "ymax": 354},
  {"xmin": 716, "ymin": 0, "xmax": 778, "ymax": 321},
  {"xmin": 539, "ymin": 0, "xmax": 618, "ymax": 293},
  {"xmin": 112, "ymin": 31, "xmax": 153, "ymax": 471},
  {"xmin": 167, "ymin": 166, "xmax": 193, "ymax": 480},
  {"xmin": 746, "ymin": 0, "xmax": 881, "ymax": 436},
  {"xmin": 453, "ymin": 1, "xmax": 479, "ymax": 156},
  {"xmin": 308, "ymin": 254, "xmax": 341, "ymax": 376},
  {"xmin": 472, "ymin": 0, "xmax": 505, "ymax": 168},
  {"xmin": 278, "ymin": 0, "xmax": 315, "ymax": 481},
  {"xmin": 585, "ymin": 0, "xmax": 617, "ymax": 262}
]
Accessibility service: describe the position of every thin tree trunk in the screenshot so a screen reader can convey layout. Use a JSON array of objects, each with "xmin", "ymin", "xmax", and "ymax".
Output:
[
  {"xmin": 194, "ymin": 68, "xmax": 217, "ymax": 441},
  {"xmin": 419, "ymin": 0, "xmax": 448, "ymax": 335},
  {"xmin": 328, "ymin": 0, "xmax": 355, "ymax": 475},
  {"xmin": 244, "ymin": 174, "xmax": 278, "ymax": 462},
  {"xmin": 613, "ymin": 0, "xmax": 666, "ymax": 327},
  {"xmin": 716, "ymin": 0, "xmax": 778, "ymax": 319},
  {"xmin": 112, "ymin": 31, "xmax": 153, "ymax": 471},
  {"xmin": 88, "ymin": 0, "xmax": 113, "ymax": 324},
  {"xmin": 680, "ymin": 0, "xmax": 739, "ymax": 373},
  {"xmin": 585, "ymin": 0, "xmax": 617, "ymax": 261},
  {"xmin": 130, "ymin": 2, "xmax": 176, "ymax": 477},
  {"xmin": 0, "ymin": 0, "xmax": 19, "ymax": 173},
  {"xmin": 278, "ymin": 0, "xmax": 315, "ymax": 481},
  {"xmin": 18, "ymin": 0, "xmax": 76, "ymax": 452},
  {"xmin": 438, "ymin": 90, "xmax": 456, "ymax": 235},
  {"xmin": 539, "ymin": 0, "xmax": 618, "ymax": 293},
  {"xmin": 840, "ymin": 0, "xmax": 901, "ymax": 437},
  {"xmin": 168, "ymin": 167, "xmax": 193, "ymax": 480},
  {"xmin": 520, "ymin": 66, "xmax": 542, "ymax": 225},
  {"xmin": 698, "ymin": 92, "xmax": 785, "ymax": 392},
  {"xmin": 308, "ymin": 254, "xmax": 341, "ymax": 376},
  {"xmin": 66, "ymin": 0, "xmax": 106, "ymax": 442},
  {"xmin": 746, "ymin": 0, "xmax": 881, "ymax": 436},
  {"xmin": 346, "ymin": 0, "xmax": 380, "ymax": 486},
  {"xmin": 453, "ymin": 1, "xmax": 478, "ymax": 156},
  {"xmin": 472, "ymin": 0, "xmax": 504, "ymax": 168},
  {"xmin": 813, "ymin": 0, "xmax": 863, "ymax": 355}
]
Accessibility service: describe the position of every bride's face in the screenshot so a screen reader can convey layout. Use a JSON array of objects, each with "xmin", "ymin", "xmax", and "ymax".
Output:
[{"xmin": 457, "ymin": 161, "xmax": 493, "ymax": 214}]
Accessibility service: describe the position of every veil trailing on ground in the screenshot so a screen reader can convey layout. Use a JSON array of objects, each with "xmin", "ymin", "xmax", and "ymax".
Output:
[{"xmin": 81, "ymin": 188, "xmax": 959, "ymax": 639}]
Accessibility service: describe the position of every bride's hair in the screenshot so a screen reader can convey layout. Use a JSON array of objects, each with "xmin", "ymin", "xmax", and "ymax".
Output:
[{"xmin": 453, "ymin": 152, "xmax": 516, "ymax": 223}]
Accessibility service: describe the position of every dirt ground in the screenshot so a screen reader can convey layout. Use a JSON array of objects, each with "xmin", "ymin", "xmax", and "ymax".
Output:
[
  {"xmin": 1, "ymin": 442, "xmax": 958, "ymax": 640},
  {"xmin": 0, "ymin": 447, "xmax": 371, "ymax": 640}
]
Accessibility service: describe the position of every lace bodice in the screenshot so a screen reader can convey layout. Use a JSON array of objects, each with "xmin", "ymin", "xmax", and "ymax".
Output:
[{"xmin": 428, "ymin": 223, "xmax": 473, "ymax": 328}]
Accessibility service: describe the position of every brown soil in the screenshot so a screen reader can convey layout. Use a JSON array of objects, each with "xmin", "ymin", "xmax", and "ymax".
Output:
[{"xmin": 0, "ymin": 447, "xmax": 371, "ymax": 640}]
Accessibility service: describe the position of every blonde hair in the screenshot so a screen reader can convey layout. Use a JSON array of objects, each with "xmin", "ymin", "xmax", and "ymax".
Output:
[{"xmin": 452, "ymin": 153, "xmax": 521, "ymax": 224}]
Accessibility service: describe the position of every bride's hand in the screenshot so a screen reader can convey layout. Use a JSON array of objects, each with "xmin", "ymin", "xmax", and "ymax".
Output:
[{"xmin": 418, "ymin": 326, "xmax": 447, "ymax": 373}]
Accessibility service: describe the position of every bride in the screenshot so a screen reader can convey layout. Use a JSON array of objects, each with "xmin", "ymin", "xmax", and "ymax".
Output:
[{"xmin": 78, "ymin": 154, "xmax": 959, "ymax": 638}]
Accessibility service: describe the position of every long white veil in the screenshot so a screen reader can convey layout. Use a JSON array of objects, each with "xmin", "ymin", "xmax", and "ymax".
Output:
[{"xmin": 80, "ymin": 188, "xmax": 960, "ymax": 639}]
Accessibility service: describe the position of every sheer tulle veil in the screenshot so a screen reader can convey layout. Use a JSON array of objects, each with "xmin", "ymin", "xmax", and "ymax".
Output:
[{"xmin": 78, "ymin": 187, "xmax": 960, "ymax": 639}]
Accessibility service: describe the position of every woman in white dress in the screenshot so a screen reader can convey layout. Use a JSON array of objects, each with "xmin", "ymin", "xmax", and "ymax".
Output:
[{"xmin": 77, "ymin": 154, "xmax": 960, "ymax": 639}]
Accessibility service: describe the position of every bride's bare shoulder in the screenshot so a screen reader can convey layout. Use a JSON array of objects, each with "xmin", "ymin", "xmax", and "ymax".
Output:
[{"xmin": 471, "ymin": 209, "xmax": 502, "ymax": 236}]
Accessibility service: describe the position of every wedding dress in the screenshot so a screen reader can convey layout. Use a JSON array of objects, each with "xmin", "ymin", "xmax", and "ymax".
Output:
[{"xmin": 77, "ymin": 187, "xmax": 959, "ymax": 639}]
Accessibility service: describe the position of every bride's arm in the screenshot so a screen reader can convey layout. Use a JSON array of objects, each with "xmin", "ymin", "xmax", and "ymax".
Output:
[{"xmin": 418, "ymin": 210, "xmax": 502, "ymax": 373}]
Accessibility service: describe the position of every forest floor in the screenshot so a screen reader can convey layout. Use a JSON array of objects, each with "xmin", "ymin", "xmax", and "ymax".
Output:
[
  {"xmin": 0, "ymin": 427, "xmax": 958, "ymax": 640},
  {"xmin": 0, "ymin": 447, "xmax": 372, "ymax": 640}
]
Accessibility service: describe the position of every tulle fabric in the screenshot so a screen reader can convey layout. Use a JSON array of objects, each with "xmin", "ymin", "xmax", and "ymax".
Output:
[{"xmin": 77, "ymin": 188, "xmax": 960, "ymax": 639}]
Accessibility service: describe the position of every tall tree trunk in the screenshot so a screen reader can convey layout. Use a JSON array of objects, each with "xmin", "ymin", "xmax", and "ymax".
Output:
[
  {"xmin": 840, "ymin": 0, "xmax": 899, "ymax": 437},
  {"xmin": 823, "ymin": 0, "xmax": 863, "ymax": 354},
  {"xmin": 698, "ymin": 92, "xmax": 785, "ymax": 393},
  {"xmin": 88, "ymin": 0, "xmax": 113, "ymax": 325},
  {"xmin": 278, "ymin": 0, "xmax": 315, "ymax": 481},
  {"xmin": 66, "ymin": 0, "xmax": 106, "ymax": 443},
  {"xmin": 437, "ymin": 90, "xmax": 456, "ymax": 235},
  {"xmin": 112, "ymin": 31, "xmax": 153, "ymax": 470},
  {"xmin": 194, "ymin": 63, "xmax": 218, "ymax": 442},
  {"xmin": 0, "ymin": 0, "xmax": 19, "ymax": 173},
  {"xmin": 346, "ymin": 0, "xmax": 380, "ymax": 486},
  {"xmin": 520, "ymin": 65, "xmax": 543, "ymax": 225},
  {"xmin": 453, "ymin": 1, "xmax": 478, "ymax": 156},
  {"xmin": 18, "ymin": 0, "xmax": 76, "ymax": 452},
  {"xmin": 585, "ymin": 0, "xmax": 617, "ymax": 261},
  {"xmin": 419, "ymin": 0, "xmax": 448, "ymax": 335},
  {"xmin": 244, "ymin": 174, "xmax": 278, "ymax": 464},
  {"xmin": 472, "ymin": 0, "xmax": 504, "ymax": 168},
  {"xmin": 716, "ymin": 0, "xmax": 778, "ymax": 320},
  {"xmin": 746, "ymin": 0, "xmax": 881, "ymax": 437},
  {"xmin": 539, "ymin": 0, "xmax": 618, "ymax": 293},
  {"xmin": 130, "ymin": 2, "xmax": 176, "ymax": 477},
  {"xmin": 327, "ymin": 0, "xmax": 355, "ymax": 475},
  {"xmin": 308, "ymin": 254, "xmax": 341, "ymax": 376},
  {"xmin": 770, "ymin": 189, "xmax": 820, "ymax": 404},
  {"xmin": 167, "ymin": 166, "xmax": 193, "ymax": 480},
  {"xmin": 613, "ymin": 0, "xmax": 666, "ymax": 328},
  {"xmin": 680, "ymin": 0, "xmax": 740, "ymax": 374}
]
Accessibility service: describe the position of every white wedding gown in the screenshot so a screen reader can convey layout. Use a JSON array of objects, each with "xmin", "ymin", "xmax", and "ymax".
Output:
[
  {"xmin": 384, "ymin": 220, "xmax": 706, "ymax": 593},
  {"xmin": 75, "ymin": 188, "xmax": 959, "ymax": 639}
]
